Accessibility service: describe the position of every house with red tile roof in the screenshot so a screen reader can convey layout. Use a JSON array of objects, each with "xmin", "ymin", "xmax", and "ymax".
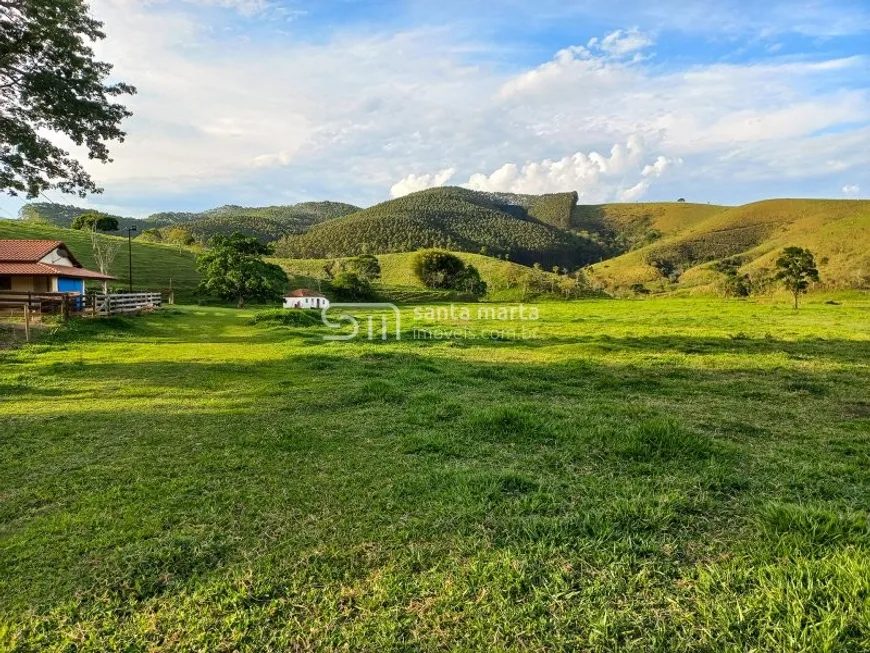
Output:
[
  {"xmin": 283, "ymin": 288, "xmax": 329, "ymax": 309},
  {"xmin": 0, "ymin": 240, "xmax": 115, "ymax": 295}
]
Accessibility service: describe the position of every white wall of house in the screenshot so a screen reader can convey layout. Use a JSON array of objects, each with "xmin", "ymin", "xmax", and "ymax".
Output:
[
  {"xmin": 39, "ymin": 248, "xmax": 74, "ymax": 267},
  {"xmin": 284, "ymin": 296, "xmax": 329, "ymax": 309}
]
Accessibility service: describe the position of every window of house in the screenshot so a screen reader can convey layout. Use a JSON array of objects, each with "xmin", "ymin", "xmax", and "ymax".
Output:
[{"xmin": 0, "ymin": 276, "xmax": 11, "ymax": 291}]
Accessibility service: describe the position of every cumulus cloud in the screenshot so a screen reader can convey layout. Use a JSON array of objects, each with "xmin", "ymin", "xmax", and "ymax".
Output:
[
  {"xmin": 642, "ymin": 156, "xmax": 682, "ymax": 178},
  {"xmin": 589, "ymin": 28, "xmax": 654, "ymax": 56},
  {"xmin": 464, "ymin": 138, "xmax": 646, "ymax": 196},
  {"xmin": 390, "ymin": 168, "xmax": 456, "ymax": 198},
  {"xmin": 7, "ymin": 0, "xmax": 866, "ymax": 219},
  {"xmin": 842, "ymin": 184, "xmax": 861, "ymax": 195},
  {"xmin": 393, "ymin": 137, "xmax": 678, "ymax": 202}
]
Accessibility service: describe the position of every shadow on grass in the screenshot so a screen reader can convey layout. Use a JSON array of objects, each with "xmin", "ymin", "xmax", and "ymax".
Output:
[{"xmin": 3, "ymin": 332, "xmax": 870, "ymax": 633}]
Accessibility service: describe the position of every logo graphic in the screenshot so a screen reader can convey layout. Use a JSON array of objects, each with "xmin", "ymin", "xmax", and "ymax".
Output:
[{"xmin": 321, "ymin": 303, "xmax": 402, "ymax": 341}]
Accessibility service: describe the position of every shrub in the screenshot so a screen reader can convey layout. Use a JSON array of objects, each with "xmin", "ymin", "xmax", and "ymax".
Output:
[
  {"xmin": 412, "ymin": 250, "xmax": 466, "ymax": 289},
  {"xmin": 250, "ymin": 309, "xmax": 321, "ymax": 327},
  {"xmin": 330, "ymin": 271, "xmax": 374, "ymax": 300},
  {"xmin": 411, "ymin": 250, "xmax": 487, "ymax": 296},
  {"xmin": 343, "ymin": 254, "xmax": 381, "ymax": 281}
]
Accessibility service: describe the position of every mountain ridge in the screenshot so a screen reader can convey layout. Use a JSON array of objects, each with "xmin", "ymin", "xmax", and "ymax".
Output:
[{"xmin": 12, "ymin": 191, "xmax": 870, "ymax": 292}]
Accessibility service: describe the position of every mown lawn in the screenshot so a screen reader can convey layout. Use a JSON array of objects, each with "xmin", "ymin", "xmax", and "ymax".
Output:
[{"xmin": 1, "ymin": 297, "xmax": 869, "ymax": 651}]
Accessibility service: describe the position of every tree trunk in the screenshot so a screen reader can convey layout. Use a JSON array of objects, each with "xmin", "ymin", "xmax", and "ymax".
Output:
[
  {"xmin": 793, "ymin": 291, "xmax": 799, "ymax": 310},
  {"xmin": 237, "ymin": 295, "xmax": 245, "ymax": 309}
]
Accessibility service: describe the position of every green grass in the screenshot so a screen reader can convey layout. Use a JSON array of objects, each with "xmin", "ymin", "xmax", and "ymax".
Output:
[
  {"xmin": 1, "ymin": 296, "xmax": 870, "ymax": 649},
  {"xmin": 0, "ymin": 220, "xmax": 201, "ymax": 302}
]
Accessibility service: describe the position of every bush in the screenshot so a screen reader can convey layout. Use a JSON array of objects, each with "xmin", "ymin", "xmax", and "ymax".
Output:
[
  {"xmin": 250, "ymin": 309, "xmax": 321, "ymax": 327},
  {"xmin": 411, "ymin": 250, "xmax": 488, "ymax": 296},
  {"xmin": 344, "ymin": 254, "xmax": 381, "ymax": 281},
  {"xmin": 330, "ymin": 271, "xmax": 374, "ymax": 300},
  {"xmin": 411, "ymin": 250, "xmax": 466, "ymax": 289}
]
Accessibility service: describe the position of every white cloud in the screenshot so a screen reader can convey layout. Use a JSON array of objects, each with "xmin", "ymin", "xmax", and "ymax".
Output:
[
  {"xmin": 842, "ymin": 184, "xmax": 861, "ymax": 196},
  {"xmin": 395, "ymin": 137, "xmax": 677, "ymax": 202},
  {"xmin": 390, "ymin": 168, "xmax": 456, "ymax": 198},
  {"xmin": 642, "ymin": 156, "xmax": 681, "ymax": 178},
  {"xmin": 19, "ymin": 0, "xmax": 866, "ymax": 218},
  {"xmin": 620, "ymin": 181, "xmax": 651, "ymax": 202},
  {"xmin": 593, "ymin": 28, "xmax": 654, "ymax": 56}
]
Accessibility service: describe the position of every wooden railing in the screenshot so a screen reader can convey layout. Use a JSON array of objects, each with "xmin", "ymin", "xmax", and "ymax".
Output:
[
  {"xmin": 0, "ymin": 291, "xmax": 70, "ymax": 313},
  {"xmin": 95, "ymin": 293, "xmax": 163, "ymax": 315},
  {"xmin": 0, "ymin": 291, "xmax": 163, "ymax": 316}
]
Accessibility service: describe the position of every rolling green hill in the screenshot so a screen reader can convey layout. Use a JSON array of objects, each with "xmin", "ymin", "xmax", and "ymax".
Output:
[
  {"xmin": 0, "ymin": 219, "xmax": 200, "ymax": 301},
  {"xmin": 588, "ymin": 199, "xmax": 870, "ymax": 293},
  {"xmin": 571, "ymin": 202, "xmax": 729, "ymax": 255},
  {"xmin": 19, "ymin": 201, "xmax": 362, "ymax": 245},
  {"xmin": 271, "ymin": 251, "xmax": 585, "ymax": 302},
  {"xmin": 145, "ymin": 201, "xmax": 361, "ymax": 244},
  {"xmin": 12, "ymin": 195, "xmax": 870, "ymax": 298},
  {"xmin": 274, "ymin": 251, "xmax": 556, "ymax": 287},
  {"xmin": 274, "ymin": 187, "xmax": 602, "ymax": 268},
  {"xmin": 19, "ymin": 202, "xmax": 145, "ymax": 235}
]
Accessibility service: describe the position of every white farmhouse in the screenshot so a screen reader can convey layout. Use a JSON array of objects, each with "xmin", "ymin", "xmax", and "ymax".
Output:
[{"xmin": 284, "ymin": 288, "xmax": 330, "ymax": 309}]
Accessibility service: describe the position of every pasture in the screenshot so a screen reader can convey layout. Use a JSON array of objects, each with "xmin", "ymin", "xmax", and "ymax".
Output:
[{"xmin": 1, "ymin": 296, "xmax": 869, "ymax": 650}]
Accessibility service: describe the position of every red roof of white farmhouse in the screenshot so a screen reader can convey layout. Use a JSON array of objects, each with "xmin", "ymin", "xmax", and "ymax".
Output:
[
  {"xmin": 0, "ymin": 240, "xmax": 66, "ymax": 262},
  {"xmin": 0, "ymin": 240, "xmax": 115, "ymax": 280},
  {"xmin": 285, "ymin": 289, "xmax": 325, "ymax": 298},
  {"xmin": 0, "ymin": 263, "xmax": 115, "ymax": 280}
]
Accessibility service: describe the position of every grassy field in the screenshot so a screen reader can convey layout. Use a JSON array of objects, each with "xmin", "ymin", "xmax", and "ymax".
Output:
[
  {"xmin": 1, "ymin": 296, "xmax": 870, "ymax": 650},
  {"xmin": 0, "ymin": 220, "xmax": 200, "ymax": 301}
]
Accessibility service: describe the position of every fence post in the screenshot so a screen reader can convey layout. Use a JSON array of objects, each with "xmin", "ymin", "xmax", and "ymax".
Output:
[{"xmin": 23, "ymin": 304, "xmax": 30, "ymax": 343}]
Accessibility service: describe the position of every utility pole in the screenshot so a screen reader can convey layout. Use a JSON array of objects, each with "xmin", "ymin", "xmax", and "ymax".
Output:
[{"xmin": 126, "ymin": 226, "xmax": 137, "ymax": 292}]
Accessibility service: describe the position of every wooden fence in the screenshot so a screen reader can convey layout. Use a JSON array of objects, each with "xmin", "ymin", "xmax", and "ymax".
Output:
[
  {"xmin": 95, "ymin": 293, "xmax": 163, "ymax": 315},
  {"xmin": 0, "ymin": 291, "xmax": 162, "ymax": 317}
]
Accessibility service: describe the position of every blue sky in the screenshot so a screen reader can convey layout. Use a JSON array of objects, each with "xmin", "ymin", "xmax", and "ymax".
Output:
[{"xmin": 1, "ymin": 0, "xmax": 868, "ymax": 219}]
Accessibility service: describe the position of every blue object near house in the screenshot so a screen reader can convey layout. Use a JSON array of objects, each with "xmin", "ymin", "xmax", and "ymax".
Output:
[
  {"xmin": 57, "ymin": 277, "xmax": 84, "ymax": 294},
  {"xmin": 57, "ymin": 277, "xmax": 85, "ymax": 310}
]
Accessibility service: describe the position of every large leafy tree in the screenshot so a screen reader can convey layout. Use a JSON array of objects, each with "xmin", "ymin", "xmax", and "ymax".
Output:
[
  {"xmin": 775, "ymin": 246, "xmax": 820, "ymax": 309},
  {"xmin": 344, "ymin": 254, "xmax": 381, "ymax": 282},
  {"xmin": 1, "ymin": 0, "xmax": 136, "ymax": 198},
  {"xmin": 411, "ymin": 250, "xmax": 466, "ymax": 289},
  {"xmin": 197, "ymin": 233, "xmax": 288, "ymax": 309},
  {"xmin": 71, "ymin": 210, "xmax": 118, "ymax": 231},
  {"xmin": 411, "ymin": 249, "xmax": 487, "ymax": 296}
]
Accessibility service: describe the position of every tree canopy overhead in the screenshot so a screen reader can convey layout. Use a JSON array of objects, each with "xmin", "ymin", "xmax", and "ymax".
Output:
[{"xmin": 1, "ymin": 0, "xmax": 136, "ymax": 198}]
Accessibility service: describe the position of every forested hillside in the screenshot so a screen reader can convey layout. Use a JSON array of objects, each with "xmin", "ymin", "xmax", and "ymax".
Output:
[
  {"xmin": 274, "ymin": 187, "xmax": 603, "ymax": 268},
  {"xmin": 19, "ymin": 203, "xmax": 144, "ymax": 235},
  {"xmin": 18, "ymin": 201, "xmax": 361, "ymax": 244},
  {"xmin": 145, "ymin": 201, "xmax": 360, "ymax": 243}
]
